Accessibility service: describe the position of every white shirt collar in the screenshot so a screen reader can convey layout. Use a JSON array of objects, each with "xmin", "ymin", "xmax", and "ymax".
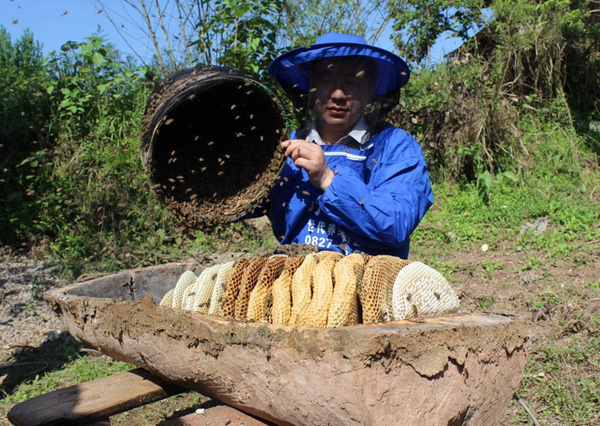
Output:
[{"xmin": 305, "ymin": 117, "xmax": 370, "ymax": 147}]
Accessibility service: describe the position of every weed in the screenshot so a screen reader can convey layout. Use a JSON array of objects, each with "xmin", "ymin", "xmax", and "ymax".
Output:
[
  {"xmin": 482, "ymin": 260, "xmax": 504, "ymax": 280},
  {"xmin": 522, "ymin": 336, "xmax": 600, "ymax": 424},
  {"xmin": 475, "ymin": 296, "xmax": 495, "ymax": 311},
  {"xmin": 520, "ymin": 255, "xmax": 541, "ymax": 271}
]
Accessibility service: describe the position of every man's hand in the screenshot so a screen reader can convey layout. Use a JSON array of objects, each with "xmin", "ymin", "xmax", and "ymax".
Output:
[{"xmin": 281, "ymin": 139, "xmax": 335, "ymax": 191}]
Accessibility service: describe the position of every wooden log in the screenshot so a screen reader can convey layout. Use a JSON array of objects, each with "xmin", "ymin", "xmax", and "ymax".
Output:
[
  {"xmin": 45, "ymin": 263, "xmax": 531, "ymax": 426},
  {"xmin": 7, "ymin": 368, "xmax": 186, "ymax": 426}
]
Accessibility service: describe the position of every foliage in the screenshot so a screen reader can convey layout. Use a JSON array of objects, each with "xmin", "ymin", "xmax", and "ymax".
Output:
[
  {"xmin": 388, "ymin": 0, "xmax": 489, "ymax": 64},
  {"xmin": 411, "ymin": 112, "xmax": 600, "ymax": 264},
  {"xmin": 192, "ymin": 0, "xmax": 285, "ymax": 76},
  {"xmin": 282, "ymin": 0, "xmax": 391, "ymax": 47},
  {"xmin": 0, "ymin": 27, "xmax": 52, "ymax": 243},
  {"xmin": 44, "ymin": 36, "xmax": 150, "ymax": 139},
  {"xmin": 99, "ymin": 0, "xmax": 399, "ymax": 78},
  {"xmin": 521, "ymin": 336, "xmax": 600, "ymax": 424},
  {"xmin": 489, "ymin": 0, "xmax": 599, "ymax": 120},
  {"xmin": 390, "ymin": 0, "xmax": 600, "ymax": 184},
  {"xmin": 391, "ymin": 58, "xmax": 519, "ymax": 181},
  {"xmin": 0, "ymin": 26, "xmax": 49, "ymax": 143},
  {"xmin": 99, "ymin": 0, "xmax": 286, "ymax": 77}
]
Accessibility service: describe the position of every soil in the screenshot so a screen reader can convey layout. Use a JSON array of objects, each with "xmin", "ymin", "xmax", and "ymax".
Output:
[
  {"xmin": 0, "ymin": 234, "xmax": 599, "ymax": 425},
  {"xmin": 0, "ymin": 251, "xmax": 65, "ymax": 351}
]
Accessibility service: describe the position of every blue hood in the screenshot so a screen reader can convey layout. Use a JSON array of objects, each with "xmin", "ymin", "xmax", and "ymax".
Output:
[{"xmin": 268, "ymin": 33, "xmax": 410, "ymax": 97}]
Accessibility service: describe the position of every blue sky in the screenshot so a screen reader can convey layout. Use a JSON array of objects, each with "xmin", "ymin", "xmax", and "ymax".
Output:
[
  {"xmin": 1, "ymin": 0, "xmax": 462, "ymax": 66},
  {"xmin": 1, "ymin": 0, "xmax": 153, "ymax": 61}
]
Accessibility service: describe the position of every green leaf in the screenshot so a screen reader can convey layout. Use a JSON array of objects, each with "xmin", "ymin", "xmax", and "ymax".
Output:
[
  {"xmin": 91, "ymin": 52, "xmax": 105, "ymax": 66},
  {"xmin": 97, "ymin": 83, "xmax": 110, "ymax": 93},
  {"xmin": 500, "ymin": 171, "xmax": 518, "ymax": 183},
  {"xmin": 81, "ymin": 43, "xmax": 94, "ymax": 55}
]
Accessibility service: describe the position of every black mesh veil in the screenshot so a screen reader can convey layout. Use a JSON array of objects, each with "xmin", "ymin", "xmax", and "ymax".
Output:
[{"xmin": 283, "ymin": 56, "xmax": 402, "ymax": 140}]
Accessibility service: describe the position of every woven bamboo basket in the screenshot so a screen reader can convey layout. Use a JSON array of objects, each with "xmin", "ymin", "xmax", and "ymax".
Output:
[{"xmin": 140, "ymin": 66, "xmax": 290, "ymax": 229}]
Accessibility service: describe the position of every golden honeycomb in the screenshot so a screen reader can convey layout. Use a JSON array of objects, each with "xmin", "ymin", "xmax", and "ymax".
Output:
[
  {"xmin": 247, "ymin": 255, "xmax": 287, "ymax": 323},
  {"xmin": 271, "ymin": 256, "xmax": 304, "ymax": 325},
  {"xmin": 164, "ymin": 250, "xmax": 460, "ymax": 326},
  {"xmin": 360, "ymin": 256, "xmax": 410, "ymax": 323}
]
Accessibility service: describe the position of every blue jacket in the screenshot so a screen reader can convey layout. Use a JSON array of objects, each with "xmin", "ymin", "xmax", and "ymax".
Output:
[{"xmin": 269, "ymin": 124, "xmax": 433, "ymax": 259}]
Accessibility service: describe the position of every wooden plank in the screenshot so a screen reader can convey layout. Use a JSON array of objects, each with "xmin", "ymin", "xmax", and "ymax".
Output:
[
  {"xmin": 7, "ymin": 369, "xmax": 186, "ymax": 426},
  {"xmin": 160, "ymin": 405, "xmax": 272, "ymax": 426}
]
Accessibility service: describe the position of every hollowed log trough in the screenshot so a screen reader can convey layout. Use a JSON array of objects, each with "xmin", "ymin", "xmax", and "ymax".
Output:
[{"xmin": 44, "ymin": 262, "xmax": 530, "ymax": 425}]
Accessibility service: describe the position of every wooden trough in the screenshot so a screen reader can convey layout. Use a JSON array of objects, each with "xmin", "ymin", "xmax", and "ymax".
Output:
[{"xmin": 38, "ymin": 262, "xmax": 529, "ymax": 425}]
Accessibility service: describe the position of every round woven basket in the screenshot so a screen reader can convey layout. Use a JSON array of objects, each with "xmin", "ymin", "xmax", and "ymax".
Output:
[{"xmin": 141, "ymin": 66, "xmax": 290, "ymax": 229}]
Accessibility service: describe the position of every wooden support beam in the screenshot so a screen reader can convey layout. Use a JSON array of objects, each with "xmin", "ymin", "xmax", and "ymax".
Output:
[
  {"xmin": 160, "ymin": 405, "xmax": 272, "ymax": 425},
  {"xmin": 7, "ymin": 369, "xmax": 186, "ymax": 426}
]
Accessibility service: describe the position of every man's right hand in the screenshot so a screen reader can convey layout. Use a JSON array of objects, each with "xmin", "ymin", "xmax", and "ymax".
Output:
[{"xmin": 281, "ymin": 139, "xmax": 335, "ymax": 191}]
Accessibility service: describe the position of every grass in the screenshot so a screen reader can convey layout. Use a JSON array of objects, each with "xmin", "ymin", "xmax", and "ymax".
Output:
[
  {"xmin": 3, "ymin": 352, "xmax": 131, "ymax": 405},
  {"xmin": 520, "ymin": 336, "xmax": 600, "ymax": 424}
]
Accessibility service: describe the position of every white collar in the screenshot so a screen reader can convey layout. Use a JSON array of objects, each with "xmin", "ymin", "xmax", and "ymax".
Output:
[{"xmin": 305, "ymin": 117, "xmax": 370, "ymax": 147}]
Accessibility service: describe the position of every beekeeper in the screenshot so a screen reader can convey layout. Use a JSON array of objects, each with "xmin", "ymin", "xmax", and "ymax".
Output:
[{"xmin": 267, "ymin": 33, "xmax": 433, "ymax": 258}]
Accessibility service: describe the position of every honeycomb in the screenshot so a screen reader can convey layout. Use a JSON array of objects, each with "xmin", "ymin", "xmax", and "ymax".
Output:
[
  {"xmin": 271, "ymin": 256, "xmax": 304, "ymax": 325},
  {"xmin": 159, "ymin": 287, "xmax": 175, "ymax": 308},
  {"xmin": 164, "ymin": 250, "xmax": 460, "ymax": 326},
  {"xmin": 208, "ymin": 260, "xmax": 235, "ymax": 315},
  {"xmin": 392, "ymin": 262, "xmax": 460, "ymax": 320},
  {"xmin": 247, "ymin": 255, "xmax": 287, "ymax": 323},
  {"xmin": 167, "ymin": 270, "xmax": 197, "ymax": 309},
  {"xmin": 290, "ymin": 253, "xmax": 319, "ymax": 326},
  {"xmin": 327, "ymin": 253, "xmax": 365, "ymax": 327},
  {"xmin": 303, "ymin": 252, "xmax": 343, "ymax": 327},
  {"xmin": 187, "ymin": 264, "xmax": 220, "ymax": 313},
  {"xmin": 218, "ymin": 258, "xmax": 252, "ymax": 317},
  {"xmin": 234, "ymin": 257, "xmax": 268, "ymax": 320},
  {"xmin": 360, "ymin": 256, "xmax": 410, "ymax": 323}
]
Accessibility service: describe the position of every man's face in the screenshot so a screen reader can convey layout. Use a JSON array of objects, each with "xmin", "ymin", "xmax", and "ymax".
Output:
[{"xmin": 312, "ymin": 58, "xmax": 374, "ymax": 139}]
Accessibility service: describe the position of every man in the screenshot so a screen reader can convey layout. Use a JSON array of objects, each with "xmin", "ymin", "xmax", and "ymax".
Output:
[{"xmin": 267, "ymin": 33, "xmax": 433, "ymax": 259}]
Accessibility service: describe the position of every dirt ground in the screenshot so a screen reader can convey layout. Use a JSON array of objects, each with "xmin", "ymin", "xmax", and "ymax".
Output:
[{"xmin": 0, "ymin": 235, "xmax": 599, "ymax": 425}]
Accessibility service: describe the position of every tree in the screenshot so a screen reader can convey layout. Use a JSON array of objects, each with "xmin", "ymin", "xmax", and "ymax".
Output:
[
  {"xmin": 281, "ymin": 0, "xmax": 392, "ymax": 47},
  {"xmin": 96, "ymin": 0, "xmax": 286, "ymax": 76},
  {"xmin": 387, "ymin": 0, "xmax": 489, "ymax": 64},
  {"xmin": 96, "ymin": 0, "xmax": 401, "ymax": 76}
]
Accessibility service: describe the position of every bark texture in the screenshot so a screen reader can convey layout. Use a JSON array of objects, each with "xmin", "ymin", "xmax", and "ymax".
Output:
[{"xmin": 46, "ymin": 263, "xmax": 530, "ymax": 426}]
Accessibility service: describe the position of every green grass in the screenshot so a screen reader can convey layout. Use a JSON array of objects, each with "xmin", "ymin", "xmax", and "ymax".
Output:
[
  {"xmin": 412, "ymin": 119, "xmax": 600, "ymax": 265},
  {"xmin": 2, "ymin": 351, "xmax": 131, "ymax": 404},
  {"xmin": 521, "ymin": 336, "xmax": 600, "ymax": 424}
]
